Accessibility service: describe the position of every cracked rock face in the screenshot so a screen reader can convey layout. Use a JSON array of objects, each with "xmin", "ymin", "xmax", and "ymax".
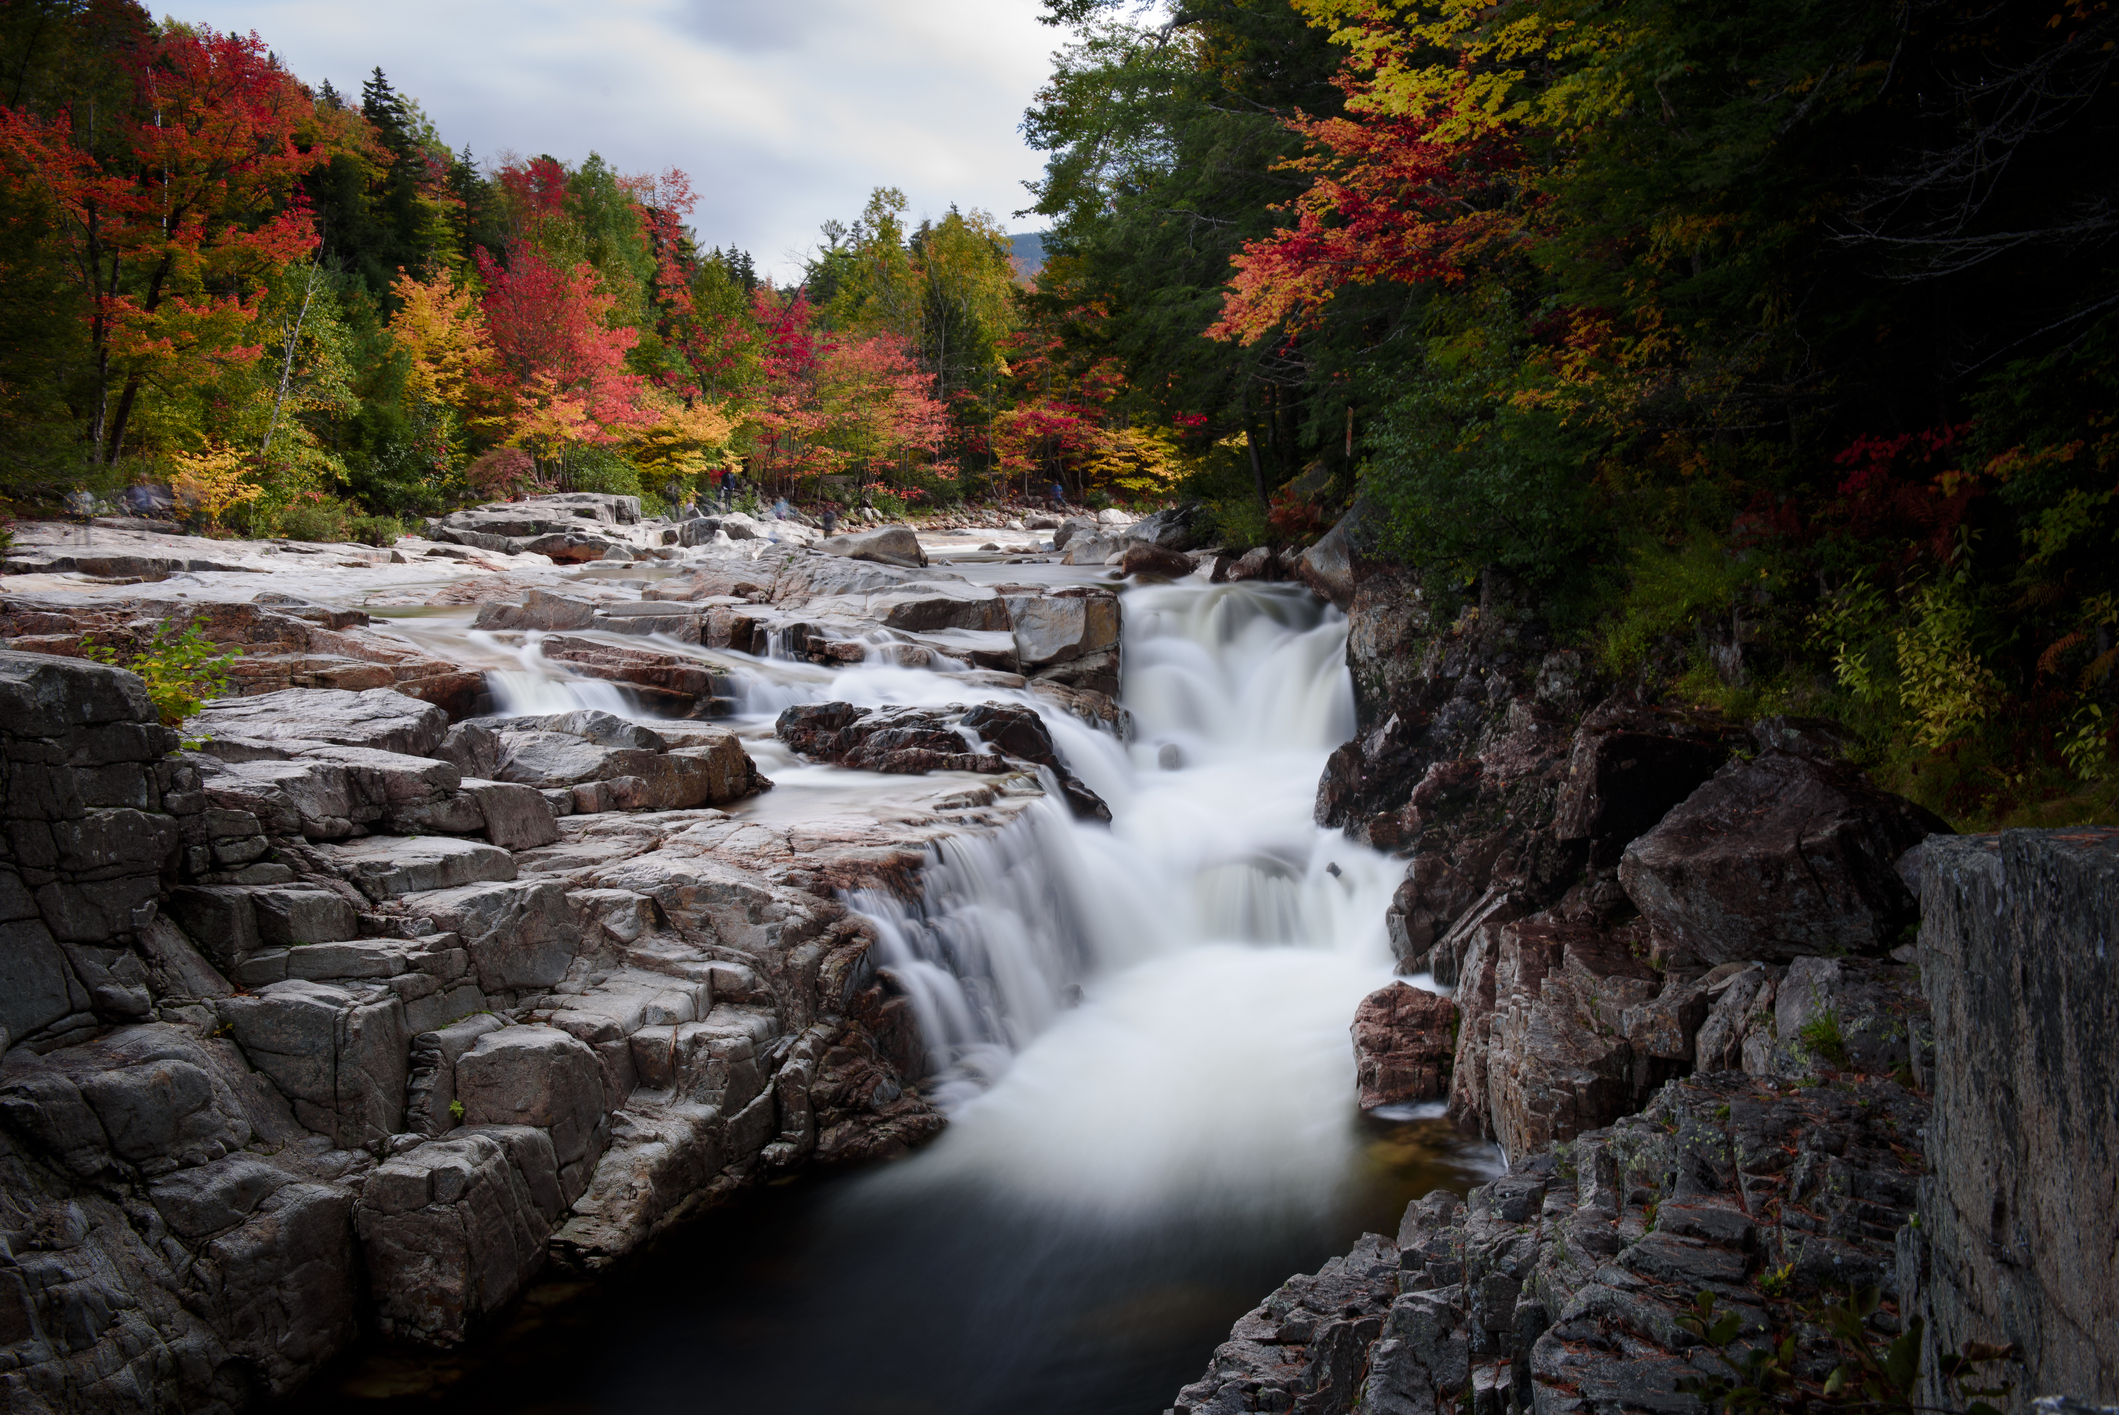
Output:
[{"xmin": 1173, "ymin": 1069, "xmax": 1933, "ymax": 1415}]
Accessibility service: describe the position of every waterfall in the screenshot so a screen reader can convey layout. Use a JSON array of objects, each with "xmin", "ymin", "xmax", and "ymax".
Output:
[
  {"xmin": 477, "ymin": 631, "xmax": 639, "ymax": 715},
  {"xmin": 843, "ymin": 584, "xmax": 1426, "ymax": 1219}
]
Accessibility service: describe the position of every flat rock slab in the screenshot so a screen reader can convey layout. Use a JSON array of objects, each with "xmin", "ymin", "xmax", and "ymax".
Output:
[
  {"xmin": 327, "ymin": 836, "xmax": 518, "ymax": 899},
  {"xmin": 194, "ymin": 687, "xmax": 449, "ymax": 758}
]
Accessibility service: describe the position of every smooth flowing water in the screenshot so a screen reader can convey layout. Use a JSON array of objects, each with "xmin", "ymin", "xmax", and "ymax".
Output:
[{"xmin": 320, "ymin": 580, "xmax": 1498, "ymax": 1415}]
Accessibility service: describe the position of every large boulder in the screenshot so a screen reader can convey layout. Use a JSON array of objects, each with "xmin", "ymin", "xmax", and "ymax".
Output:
[
  {"xmin": 1119, "ymin": 542, "xmax": 1197, "ymax": 580},
  {"xmin": 453, "ymin": 1025, "xmax": 608, "ymax": 1202},
  {"xmin": 1618, "ymin": 750, "xmax": 1949, "ymax": 964},
  {"xmin": 1351, "ymin": 982, "xmax": 1455, "ymax": 1110},
  {"xmin": 460, "ymin": 777, "xmax": 561, "ymax": 850},
  {"xmin": 1060, "ymin": 533, "xmax": 1121, "ymax": 566},
  {"xmin": 1120, "ymin": 502, "xmax": 1211, "ymax": 552},
  {"xmin": 354, "ymin": 1126, "xmax": 566, "ymax": 1346},
  {"xmin": 1295, "ymin": 517, "xmax": 1355, "ymax": 609},
  {"xmin": 817, "ymin": 525, "xmax": 926, "ymax": 569},
  {"xmin": 1004, "ymin": 591, "xmax": 1119, "ymax": 668}
]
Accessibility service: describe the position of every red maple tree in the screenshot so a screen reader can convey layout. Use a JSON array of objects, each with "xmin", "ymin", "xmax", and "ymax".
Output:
[
  {"xmin": 475, "ymin": 245, "xmax": 653, "ymax": 462},
  {"xmin": 1207, "ymin": 76, "xmax": 1521, "ymax": 346},
  {"xmin": 0, "ymin": 26, "xmax": 335, "ymax": 462}
]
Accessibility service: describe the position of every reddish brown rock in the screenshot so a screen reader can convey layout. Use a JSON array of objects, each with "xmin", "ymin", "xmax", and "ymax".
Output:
[
  {"xmin": 1446, "ymin": 916, "xmax": 1693, "ymax": 1157},
  {"xmin": 1118, "ymin": 542, "xmax": 1197, "ymax": 579},
  {"xmin": 1352, "ymin": 982, "xmax": 1456, "ymax": 1109}
]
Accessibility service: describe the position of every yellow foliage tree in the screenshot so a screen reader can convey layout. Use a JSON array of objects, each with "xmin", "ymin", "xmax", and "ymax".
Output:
[
  {"xmin": 169, "ymin": 442, "xmax": 262, "ymax": 529},
  {"xmin": 1081, "ymin": 425, "xmax": 1190, "ymax": 498},
  {"xmin": 387, "ymin": 268, "xmax": 497, "ymax": 417},
  {"xmin": 626, "ymin": 393, "xmax": 739, "ymax": 488}
]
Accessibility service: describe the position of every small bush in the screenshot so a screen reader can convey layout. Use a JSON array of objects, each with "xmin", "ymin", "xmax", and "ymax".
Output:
[
  {"xmin": 346, "ymin": 514, "xmax": 403, "ymax": 547},
  {"xmin": 81, "ymin": 620, "xmax": 240, "ymax": 728},
  {"xmin": 1797, "ymin": 1009, "xmax": 1852, "ymax": 1069},
  {"xmin": 278, "ymin": 500, "xmax": 348, "ymax": 542}
]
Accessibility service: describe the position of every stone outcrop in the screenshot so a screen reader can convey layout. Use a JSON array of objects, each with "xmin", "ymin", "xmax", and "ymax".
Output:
[
  {"xmin": 1351, "ymin": 982, "xmax": 1456, "ymax": 1110},
  {"xmin": 0, "ymin": 622, "xmax": 1053, "ymax": 1406},
  {"xmin": 0, "ymin": 596, "xmax": 485, "ymax": 716},
  {"xmin": 775, "ymin": 700, "xmax": 1112, "ymax": 821},
  {"xmin": 0, "ymin": 651, "xmax": 179, "ymax": 1050},
  {"xmin": 1308, "ymin": 540, "xmax": 1951, "ymax": 1164},
  {"xmin": 460, "ymin": 546, "xmax": 1124, "ymax": 718},
  {"xmin": 1907, "ymin": 828, "xmax": 2119, "ymax": 1410},
  {"xmin": 1175, "ymin": 1063, "xmax": 1936, "ymax": 1415},
  {"xmin": 816, "ymin": 524, "xmax": 926, "ymax": 568}
]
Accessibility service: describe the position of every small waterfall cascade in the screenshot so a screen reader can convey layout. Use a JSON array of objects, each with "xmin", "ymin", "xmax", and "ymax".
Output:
[{"xmin": 845, "ymin": 584, "xmax": 1424, "ymax": 1218}]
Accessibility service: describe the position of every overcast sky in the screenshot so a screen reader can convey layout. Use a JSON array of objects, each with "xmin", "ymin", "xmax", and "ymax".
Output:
[{"xmin": 190, "ymin": 0, "xmax": 1059, "ymax": 282}]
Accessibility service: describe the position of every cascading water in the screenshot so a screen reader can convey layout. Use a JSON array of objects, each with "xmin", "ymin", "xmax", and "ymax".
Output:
[
  {"xmin": 846, "ymin": 583, "xmax": 1427, "ymax": 1216},
  {"xmin": 326, "ymin": 579, "xmax": 1497, "ymax": 1415}
]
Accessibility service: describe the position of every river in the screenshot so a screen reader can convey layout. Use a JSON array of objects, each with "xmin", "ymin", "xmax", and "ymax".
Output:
[{"xmin": 305, "ymin": 578, "xmax": 1498, "ymax": 1414}]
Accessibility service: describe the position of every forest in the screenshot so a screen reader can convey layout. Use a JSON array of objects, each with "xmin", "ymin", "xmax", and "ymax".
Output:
[{"xmin": 0, "ymin": 0, "xmax": 2113, "ymax": 825}]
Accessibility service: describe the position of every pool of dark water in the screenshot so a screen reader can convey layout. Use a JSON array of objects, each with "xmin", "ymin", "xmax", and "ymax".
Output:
[{"xmin": 296, "ymin": 1113, "xmax": 1496, "ymax": 1415}]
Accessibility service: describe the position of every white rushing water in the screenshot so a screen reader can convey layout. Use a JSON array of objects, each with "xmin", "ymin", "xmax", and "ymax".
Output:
[
  {"xmin": 405, "ymin": 581, "xmax": 1444, "ymax": 1224},
  {"xmin": 847, "ymin": 583, "xmax": 1428, "ymax": 1221}
]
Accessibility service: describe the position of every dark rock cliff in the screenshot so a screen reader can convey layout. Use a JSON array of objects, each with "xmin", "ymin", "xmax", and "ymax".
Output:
[{"xmin": 1908, "ymin": 829, "xmax": 2119, "ymax": 1410}]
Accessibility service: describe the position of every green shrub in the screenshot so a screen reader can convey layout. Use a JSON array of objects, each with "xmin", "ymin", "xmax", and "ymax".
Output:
[
  {"xmin": 1797, "ymin": 1009, "xmax": 1851, "ymax": 1070},
  {"xmin": 345, "ymin": 514, "xmax": 403, "ymax": 547},
  {"xmin": 80, "ymin": 621, "xmax": 240, "ymax": 728},
  {"xmin": 563, "ymin": 445, "xmax": 643, "ymax": 498},
  {"xmin": 278, "ymin": 499, "xmax": 348, "ymax": 542},
  {"xmin": 1598, "ymin": 535, "xmax": 1759, "ymax": 678}
]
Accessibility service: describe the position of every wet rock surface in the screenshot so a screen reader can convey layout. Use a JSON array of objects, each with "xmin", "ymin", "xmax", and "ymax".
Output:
[{"xmin": 775, "ymin": 699, "xmax": 1112, "ymax": 821}]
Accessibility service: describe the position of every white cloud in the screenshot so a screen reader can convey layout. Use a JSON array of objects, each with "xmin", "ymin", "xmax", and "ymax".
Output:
[{"xmin": 202, "ymin": 0, "xmax": 1059, "ymax": 280}]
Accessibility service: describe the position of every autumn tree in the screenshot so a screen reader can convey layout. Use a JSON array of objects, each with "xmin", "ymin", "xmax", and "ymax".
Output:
[
  {"xmin": 476, "ymin": 244, "xmax": 654, "ymax": 482},
  {"xmin": 0, "ymin": 23, "xmax": 340, "ymax": 467}
]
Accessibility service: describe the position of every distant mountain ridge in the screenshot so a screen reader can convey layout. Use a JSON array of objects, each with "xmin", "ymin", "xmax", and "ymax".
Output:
[{"xmin": 1009, "ymin": 231, "xmax": 1047, "ymax": 281}]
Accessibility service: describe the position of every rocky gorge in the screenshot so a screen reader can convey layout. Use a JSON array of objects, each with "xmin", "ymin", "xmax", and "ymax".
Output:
[{"xmin": 0, "ymin": 494, "xmax": 2107, "ymax": 1415}]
